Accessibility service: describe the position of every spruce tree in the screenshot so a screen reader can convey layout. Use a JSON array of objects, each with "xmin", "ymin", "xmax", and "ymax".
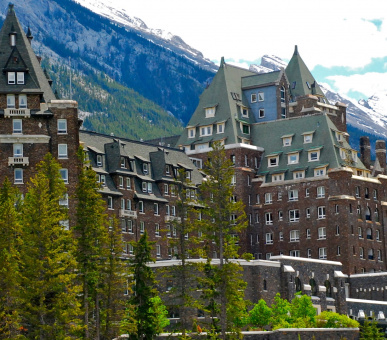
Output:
[
  {"xmin": 0, "ymin": 178, "xmax": 23, "ymax": 339},
  {"xmin": 198, "ymin": 141, "xmax": 249, "ymax": 339},
  {"xmin": 73, "ymin": 148, "xmax": 109, "ymax": 339},
  {"xmin": 20, "ymin": 154, "xmax": 82, "ymax": 339}
]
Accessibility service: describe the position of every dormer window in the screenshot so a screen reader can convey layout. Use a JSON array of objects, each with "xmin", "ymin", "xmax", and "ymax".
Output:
[
  {"xmin": 217, "ymin": 122, "xmax": 224, "ymax": 134},
  {"xmin": 97, "ymin": 155, "xmax": 103, "ymax": 167},
  {"xmin": 188, "ymin": 128, "xmax": 195, "ymax": 138},
  {"xmin": 10, "ymin": 33, "xmax": 16, "ymax": 46},
  {"xmin": 304, "ymin": 134, "xmax": 313, "ymax": 143},
  {"xmin": 282, "ymin": 136, "xmax": 292, "ymax": 146},
  {"xmin": 205, "ymin": 107, "xmax": 216, "ymax": 118},
  {"xmin": 268, "ymin": 155, "xmax": 279, "ymax": 167},
  {"xmin": 17, "ymin": 72, "xmax": 24, "ymax": 84},
  {"xmin": 241, "ymin": 107, "xmax": 249, "ymax": 118},
  {"xmin": 288, "ymin": 152, "xmax": 299, "ymax": 164},
  {"xmin": 200, "ymin": 125, "xmax": 212, "ymax": 136},
  {"xmin": 143, "ymin": 163, "xmax": 148, "ymax": 174},
  {"xmin": 8, "ymin": 72, "xmax": 15, "ymax": 84}
]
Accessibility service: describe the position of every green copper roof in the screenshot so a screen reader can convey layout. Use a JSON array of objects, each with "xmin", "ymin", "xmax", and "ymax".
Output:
[
  {"xmin": 285, "ymin": 45, "xmax": 326, "ymax": 101},
  {"xmin": 241, "ymin": 70, "xmax": 283, "ymax": 89},
  {"xmin": 252, "ymin": 113, "xmax": 367, "ymax": 182},
  {"xmin": 177, "ymin": 61, "xmax": 255, "ymax": 147}
]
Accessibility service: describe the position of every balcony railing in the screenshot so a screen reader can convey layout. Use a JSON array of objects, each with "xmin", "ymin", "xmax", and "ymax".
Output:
[
  {"xmin": 4, "ymin": 108, "xmax": 30, "ymax": 118},
  {"xmin": 8, "ymin": 157, "xmax": 29, "ymax": 166},
  {"xmin": 165, "ymin": 216, "xmax": 181, "ymax": 222},
  {"xmin": 119, "ymin": 209, "xmax": 137, "ymax": 218}
]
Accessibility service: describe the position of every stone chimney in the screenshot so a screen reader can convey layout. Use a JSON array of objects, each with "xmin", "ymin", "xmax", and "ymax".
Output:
[
  {"xmin": 375, "ymin": 140, "xmax": 386, "ymax": 175},
  {"xmin": 360, "ymin": 136, "xmax": 371, "ymax": 169}
]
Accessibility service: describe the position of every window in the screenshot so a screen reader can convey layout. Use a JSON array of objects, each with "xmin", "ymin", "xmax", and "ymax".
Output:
[
  {"xmin": 337, "ymin": 246, "xmax": 341, "ymax": 256},
  {"xmin": 265, "ymin": 212, "xmax": 273, "ymax": 225},
  {"xmin": 290, "ymin": 230, "xmax": 300, "ymax": 242},
  {"xmin": 279, "ymin": 231, "xmax": 284, "ymax": 241},
  {"xmin": 19, "ymin": 94, "xmax": 27, "ymax": 108},
  {"xmin": 126, "ymin": 178, "xmax": 131, "ymax": 189},
  {"xmin": 290, "ymin": 250, "xmax": 300, "ymax": 257},
  {"xmin": 17, "ymin": 72, "xmax": 24, "ymax": 85},
  {"xmin": 355, "ymin": 186, "xmax": 360, "ymax": 198},
  {"xmin": 108, "ymin": 196, "xmax": 113, "ymax": 209},
  {"xmin": 259, "ymin": 108, "xmax": 265, "ymax": 118},
  {"xmin": 377, "ymin": 250, "xmax": 382, "ymax": 261},
  {"xmin": 317, "ymin": 186, "xmax": 325, "ymax": 198},
  {"xmin": 188, "ymin": 128, "xmax": 195, "ymax": 138},
  {"xmin": 217, "ymin": 123, "xmax": 224, "ymax": 134},
  {"xmin": 7, "ymin": 94, "xmax": 15, "ymax": 108},
  {"xmin": 251, "ymin": 93, "xmax": 257, "ymax": 103},
  {"xmin": 288, "ymin": 189, "xmax": 298, "ymax": 201},
  {"xmin": 200, "ymin": 125, "xmax": 213, "ymax": 136},
  {"xmin": 13, "ymin": 119, "xmax": 22, "ymax": 133},
  {"xmin": 293, "ymin": 171, "xmax": 304, "ymax": 179},
  {"xmin": 306, "ymin": 228, "xmax": 311, "ymax": 239},
  {"xmin": 373, "ymin": 189, "xmax": 378, "ymax": 200},
  {"xmin": 358, "ymin": 227, "xmax": 363, "ymax": 239},
  {"xmin": 305, "ymin": 188, "xmax": 310, "ymax": 197},
  {"xmin": 357, "ymin": 205, "xmax": 361, "ymax": 218},
  {"xmin": 289, "ymin": 209, "xmax": 300, "ymax": 222},
  {"xmin": 242, "ymin": 124, "xmax": 250, "ymax": 134},
  {"xmin": 120, "ymin": 157, "xmax": 126, "ymax": 168},
  {"xmin": 171, "ymin": 206, "xmax": 176, "ymax": 216},
  {"xmin": 376, "ymin": 230, "xmax": 380, "ymax": 241},
  {"xmin": 60, "ymin": 169, "xmax": 68, "ymax": 183},
  {"xmin": 95, "ymin": 154, "xmax": 102, "ymax": 167},
  {"xmin": 318, "ymin": 206, "xmax": 326, "ymax": 219},
  {"xmin": 318, "ymin": 227, "xmax": 326, "ymax": 239},
  {"xmin": 241, "ymin": 108, "xmax": 249, "ymax": 117},
  {"xmin": 280, "ymin": 86, "xmax": 285, "ymax": 102},
  {"xmin": 283, "ymin": 137, "xmax": 292, "ymax": 146},
  {"xmin": 308, "ymin": 150, "xmax": 320, "ymax": 161},
  {"xmin": 118, "ymin": 176, "xmax": 123, "ymax": 188},
  {"xmin": 367, "ymin": 228, "xmax": 372, "ymax": 240},
  {"xmin": 147, "ymin": 182, "xmax": 152, "ymax": 193},
  {"xmin": 258, "ymin": 92, "xmax": 264, "ymax": 101},
  {"xmin": 365, "ymin": 188, "xmax": 370, "ymax": 199},
  {"xmin": 366, "ymin": 206, "xmax": 371, "ymax": 221},
  {"xmin": 265, "ymin": 193, "xmax": 272, "ymax": 204},
  {"xmin": 154, "ymin": 203, "xmax": 159, "ymax": 215},
  {"xmin": 126, "ymin": 199, "xmax": 132, "ymax": 211},
  {"xmin": 265, "ymin": 233, "xmax": 273, "ymax": 244},
  {"xmin": 120, "ymin": 198, "xmax": 125, "ymax": 210},
  {"xmin": 359, "ymin": 247, "xmax": 364, "ymax": 259},
  {"xmin": 272, "ymin": 173, "xmax": 284, "ymax": 182},
  {"xmin": 335, "ymin": 205, "xmax": 339, "ymax": 214},
  {"xmin": 142, "ymin": 182, "xmax": 147, "ymax": 192},
  {"xmin": 58, "ymin": 144, "xmax": 68, "ymax": 159},
  {"xmin": 205, "ymin": 107, "xmax": 216, "ymax": 118},
  {"xmin": 307, "ymin": 249, "xmax": 312, "ymax": 258},
  {"xmin": 314, "ymin": 168, "xmax": 326, "ymax": 177},
  {"xmin": 138, "ymin": 201, "xmax": 144, "ymax": 213},
  {"xmin": 155, "ymin": 223, "xmax": 160, "ymax": 236},
  {"xmin": 14, "ymin": 168, "xmax": 23, "ymax": 184},
  {"xmin": 319, "ymin": 247, "xmax": 327, "ymax": 260},
  {"xmin": 268, "ymin": 156, "xmax": 279, "ymax": 167},
  {"xmin": 288, "ymin": 153, "xmax": 299, "ymax": 164},
  {"xmin": 303, "ymin": 134, "xmax": 313, "ymax": 143},
  {"xmin": 306, "ymin": 208, "xmax": 311, "ymax": 218},
  {"xmin": 368, "ymin": 249, "xmax": 374, "ymax": 260},
  {"xmin": 57, "ymin": 119, "xmax": 67, "ymax": 134},
  {"xmin": 336, "ymin": 225, "xmax": 340, "ymax": 235},
  {"xmin": 100, "ymin": 175, "xmax": 106, "ymax": 186},
  {"xmin": 278, "ymin": 211, "xmax": 283, "ymax": 221},
  {"xmin": 140, "ymin": 221, "xmax": 145, "ymax": 234},
  {"xmin": 8, "ymin": 72, "xmax": 15, "ymax": 84}
]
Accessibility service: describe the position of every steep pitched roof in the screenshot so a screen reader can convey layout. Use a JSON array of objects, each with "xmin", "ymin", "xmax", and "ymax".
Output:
[
  {"xmin": 241, "ymin": 70, "xmax": 283, "ymax": 89},
  {"xmin": 177, "ymin": 59, "xmax": 255, "ymax": 147},
  {"xmin": 253, "ymin": 113, "xmax": 366, "ymax": 181},
  {"xmin": 0, "ymin": 5, "xmax": 55, "ymax": 102},
  {"xmin": 285, "ymin": 45, "xmax": 326, "ymax": 101}
]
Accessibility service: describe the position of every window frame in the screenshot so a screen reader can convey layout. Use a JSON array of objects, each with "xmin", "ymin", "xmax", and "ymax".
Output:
[
  {"xmin": 58, "ymin": 144, "xmax": 68, "ymax": 159},
  {"xmin": 57, "ymin": 119, "xmax": 67, "ymax": 134},
  {"xmin": 7, "ymin": 72, "xmax": 15, "ymax": 84},
  {"xmin": 17, "ymin": 72, "xmax": 24, "ymax": 85},
  {"xmin": 14, "ymin": 168, "xmax": 23, "ymax": 184},
  {"xmin": 13, "ymin": 119, "xmax": 22, "ymax": 134}
]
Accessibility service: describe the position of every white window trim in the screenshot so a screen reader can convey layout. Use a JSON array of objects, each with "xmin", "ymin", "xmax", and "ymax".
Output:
[
  {"xmin": 293, "ymin": 171, "xmax": 304, "ymax": 179},
  {"xmin": 217, "ymin": 122, "xmax": 225, "ymax": 134},
  {"xmin": 251, "ymin": 93, "xmax": 257, "ymax": 103},
  {"xmin": 268, "ymin": 156, "xmax": 279, "ymax": 167},
  {"xmin": 13, "ymin": 119, "xmax": 22, "ymax": 134},
  {"xmin": 57, "ymin": 119, "xmax": 67, "ymax": 134},
  {"xmin": 283, "ymin": 137, "xmax": 292, "ymax": 146},
  {"xmin": 199, "ymin": 125, "xmax": 213, "ymax": 137},
  {"xmin": 8, "ymin": 72, "xmax": 15, "ymax": 84},
  {"xmin": 205, "ymin": 107, "xmax": 216, "ymax": 118},
  {"xmin": 58, "ymin": 144, "xmax": 68, "ymax": 159},
  {"xmin": 287, "ymin": 152, "xmax": 299, "ymax": 165},
  {"xmin": 17, "ymin": 72, "xmax": 24, "ymax": 85},
  {"xmin": 308, "ymin": 150, "xmax": 320, "ymax": 162},
  {"xmin": 188, "ymin": 127, "xmax": 196, "ymax": 138}
]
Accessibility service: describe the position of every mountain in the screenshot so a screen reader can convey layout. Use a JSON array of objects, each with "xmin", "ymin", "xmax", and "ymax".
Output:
[{"xmin": 1, "ymin": 0, "xmax": 216, "ymax": 139}]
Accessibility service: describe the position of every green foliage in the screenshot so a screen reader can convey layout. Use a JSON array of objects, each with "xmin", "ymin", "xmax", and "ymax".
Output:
[
  {"xmin": 0, "ymin": 178, "xmax": 23, "ymax": 339},
  {"xmin": 290, "ymin": 293, "xmax": 316, "ymax": 328},
  {"xmin": 360, "ymin": 319, "xmax": 384, "ymax": 339},
  {"xmin": 20, "ymin": 154, "xmax": 82, "ymax": 339},
  {"xmin": 316, "ymin": 311, "xmax": 359, "ymax": 328},
  {"xmin": 270, "ymin": 294, "xmax": 292, "ymax": 330},
  {"xmin": 249, "ymin": 299, "xmax": 272, "ymax": 329}
]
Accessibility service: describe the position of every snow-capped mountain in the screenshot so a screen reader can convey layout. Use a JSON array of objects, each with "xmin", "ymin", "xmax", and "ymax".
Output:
[
  {"xmin": 249, "ymin": 55, "xmax": 287, "ymax": 73},
  {"xmin": 74, "ymin": 0, "xmax": 217, "ymax": 72}
]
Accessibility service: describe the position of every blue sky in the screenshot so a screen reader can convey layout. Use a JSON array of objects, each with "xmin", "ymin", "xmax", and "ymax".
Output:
[{"xmin": 103, "ymin": 0, "xmax": 387, "ymax": 102}]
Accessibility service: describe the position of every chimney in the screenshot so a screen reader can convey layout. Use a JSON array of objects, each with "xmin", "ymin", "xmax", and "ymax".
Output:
[
  {"xmin": 360, "ymin": 136, "xmax": 371, "ymax": 169},
  {"xmin": 26, "ymin": 26, "xmax": 33, "ymax": 45},
  {"xmin": 375, "ymin": 140, "xmax": 386, "ymax": 175}
]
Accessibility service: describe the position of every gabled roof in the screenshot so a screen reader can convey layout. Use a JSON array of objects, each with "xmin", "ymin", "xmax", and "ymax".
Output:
[
  {"xmin": 241, "ymin": 70, "xmax": 283, "ymax": 89},
  {"xmin": 0, "ymin": 5, "xmax": 55, "ymax": 102},
  {"xmin": 177, "ymin": 59, "xmax": 255, "ymax": 147},
  {"xmin": 285, "ymin": 45, "xmax": 326, "ymax": 101},
  {"xmin": 253, "ymin": 113, "xmax": 366, "ymax": 181}
]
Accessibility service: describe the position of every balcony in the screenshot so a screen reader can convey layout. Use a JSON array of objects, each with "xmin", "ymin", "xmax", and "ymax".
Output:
[
  {"xmin": 165, "ymin": 215, "xmax": 181, "ymax": 223},
  {"xmin": 119, "ymin": 209, "xmax": 137, "ymax": 218},
  {"xmin": 8, "ymin": 157, "xmax": 29, "ymax": 166},
  {"xmin": 4, "ymin": 108, "xmax": 30, "ymax": 118}
]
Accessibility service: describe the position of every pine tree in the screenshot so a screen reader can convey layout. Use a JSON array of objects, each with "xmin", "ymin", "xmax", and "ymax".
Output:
[
  {"xmin": 360, "ymin": 319, "xmax": 384, "ymax": 339},
  {"xmin": 0, "ymin": 178, "xmax": 23, "ymax": 339},
  {"xmin": 198, "ymin": 141, "xmax": 249, "ymax": 339},
  {"xmin": 73, "ymin": 148, "xmax": 110, "ymax": 339},
  {"xmin": 128, "ymin": 231, "xmax": 169, "ymax": 339},
  {"xmin": 20, "ymin": 154, "xmax": 82, "ymax": 339}
]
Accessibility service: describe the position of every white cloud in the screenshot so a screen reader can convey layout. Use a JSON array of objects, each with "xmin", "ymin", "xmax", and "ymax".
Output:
[{"xmin": 327, "ymin": 72, "xmax": 387, "ymax": 98}]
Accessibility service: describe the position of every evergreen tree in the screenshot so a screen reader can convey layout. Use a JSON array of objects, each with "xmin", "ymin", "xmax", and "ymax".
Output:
[
  {"xmin": 0, "ymin": 178, "xmax": 23, "ymax": 339},
  {"xmin": 20, "ymin": 154, "xmax": 82, "ymax": 339},
  {"xmin": 198, "ymin": 141, "xmax": 249, "ymax": 339},
  {"xmin": 360, "ymin": 319, "xmax": 384, "ymax": 339},
  {"xmin": 128, "ymin": 231, "xmax": 169, "ymax": 339},
  {"xmin": 73, "ymin": 148, "xmax": 110, "ymax": 339}
]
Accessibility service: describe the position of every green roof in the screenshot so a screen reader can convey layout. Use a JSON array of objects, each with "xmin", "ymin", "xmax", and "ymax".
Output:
[
  {"xmin": 241, "ymin": 70, "xmax": 282, "ymax": 89},
  {"xmin": 285, "ymin": 46, "xmax": 326, "ymax": 101}
]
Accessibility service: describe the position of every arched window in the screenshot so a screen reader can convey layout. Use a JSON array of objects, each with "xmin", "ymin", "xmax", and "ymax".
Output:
[
  {"xmin": 375, "ymin": 209, "xmax": 379, "ymax": 222},
  {"xmin": 368, "ymin": 249, "xmax": 374, "ymax": 260},
  {"xmin": 365, "ymin": 188, "xmax": 369, "ymax": 199},
  {"xmin": 309, "ymin": 278, "xmax": 317, "ymax": 296},
  {"xmin": 367, "ymin": 228, "xmax": 372, "ymax": 240},
  {"xmin": 325, "ymin": 280, "xmax": 332, "ymax": 297},
  {"xmin": 360, "ymin": 247, "xmax": 364, "ymax": 259},
  {"xmin": 366, "ymin": 207, "xmax": 371, "ymax": 221},
  {"xmin": 357, "ymin": 206, "xmax": 361, "ymax": 218},
  {"xmin": 295, "ymin": 277, "xmax": 302, "ymax": 292}
]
